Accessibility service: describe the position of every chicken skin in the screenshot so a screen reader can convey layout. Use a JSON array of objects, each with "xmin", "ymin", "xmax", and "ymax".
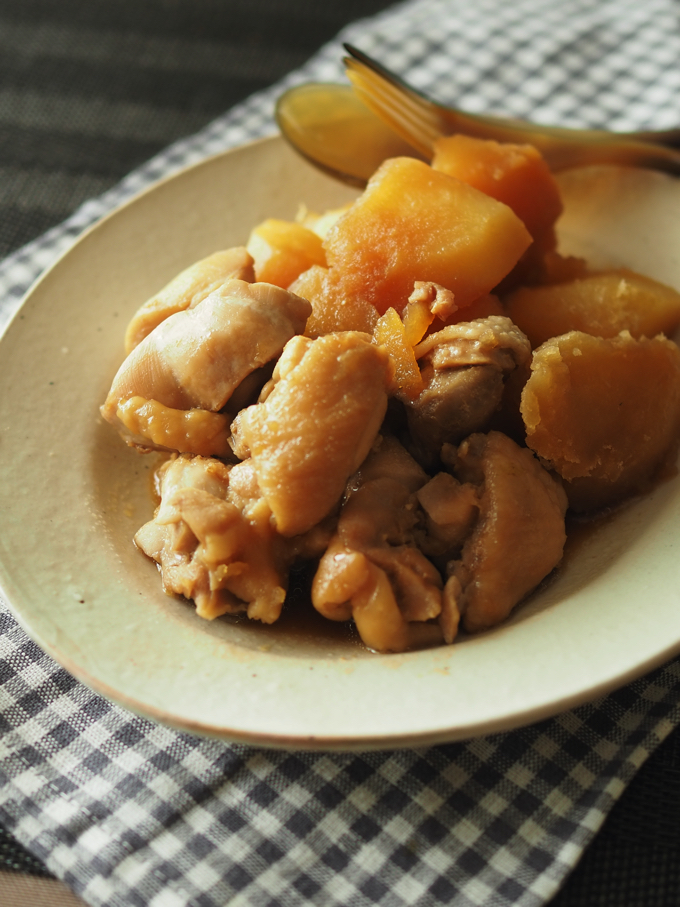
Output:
[
  {"xmin": 231, "ymin": 332, "xmax": 391, "ymax": 537},
  {"xmin": 312, "ymin": 436, "xmax": 443, "ymax": 652},
  {"xmin": 101, "ymin": 279, "xmax": 311, "ymax": 454},
  {"xmin": 124, "ymin": 247, "xmax": 255, "ymax": 352},
  {"xmin": 440, "ymin": 431, "xmax": 567, "ymax": 640},
  {"xmin": 135, "ymin": 454, "xmax": 290, "ymax": 623}
]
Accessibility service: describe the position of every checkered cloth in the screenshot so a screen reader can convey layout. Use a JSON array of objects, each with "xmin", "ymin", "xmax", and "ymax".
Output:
[{"xmin": 2, "ymin": 1, "xmax": 680, "ymax": 904}]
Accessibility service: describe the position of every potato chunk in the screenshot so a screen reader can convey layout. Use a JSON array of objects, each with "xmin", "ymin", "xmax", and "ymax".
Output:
[
  {"xmin": 323, "ymin": 157, "xmax": 532, "ymax": 315},
  {"xmin": 247, "ymin": 218, "xmax": 326, "ymax": 288},
  {"xmin": 521, "ymin": 331, "xmax": 680, "ymax": 511},
  {"xmin": 290, "ymin": 264, "xmax": 379, "ymax": 337},
  {"xmin": 431, "ymin": 134, "xmax": 562, "ymax": 246},
  {"xmin": 297, "ymin": 203, "xmax": 353, "ymax": 239},
  {"xmin": 431, "ymin": 135, "xmax": 563, "ymax": 287},
  {"xmin": 506, "ymin": 269, "xmax": 680, "ymax": 348}
]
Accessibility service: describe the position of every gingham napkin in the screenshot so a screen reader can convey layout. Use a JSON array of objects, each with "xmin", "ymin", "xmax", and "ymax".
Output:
[{"xmin": 2, "ymin": 1, "xmax": 680, "ymax": 905}]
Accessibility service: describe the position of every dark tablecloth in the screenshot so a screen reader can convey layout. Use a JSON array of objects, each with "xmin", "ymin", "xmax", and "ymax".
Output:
[{"xmin": 1, "ymin": 2, "xmax": 679, "ymax": 905}]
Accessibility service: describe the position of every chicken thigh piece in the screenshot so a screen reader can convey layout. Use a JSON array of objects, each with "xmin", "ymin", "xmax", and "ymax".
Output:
[
  {"xmin": 312, "ymin": 435, "xmax": 444, "ymax": 653},
  {"xmin": 406, "ymin": 316, "xmax": 531, "ymax": 468},
  {"xmin": 135, "ymin": 454, "xmax": 290, "ymax": 623},
  {"xmin": 124, "ymin": 247, "xmax": 255, "ymax": 353},
  {"xmin": 231, "ymin": 331, "xmax": 391, "ymax": 537},
  {"xmin": 101, "ymin": 279, "xmax": 311, "ymax": 454},
  {"xmin": 440, "ymin": 431, "xmax": 567, "ymax": 640}
]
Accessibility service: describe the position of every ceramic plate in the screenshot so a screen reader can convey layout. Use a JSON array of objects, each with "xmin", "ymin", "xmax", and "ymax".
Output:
[{"xmin": 2, "ymin": 136, "xmax": 680, "ymax": 750}]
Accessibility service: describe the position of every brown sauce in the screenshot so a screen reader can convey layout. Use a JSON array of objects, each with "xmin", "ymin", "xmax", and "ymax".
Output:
[
  {"xmin": 227, "ymin": 507, "xmax": 631, "ymax": 653},
  {"xmin": 271, "ymin": 566, "xmax": 363, "ymax": 647},
  {"xmin": 561, "ymin": 495, "xmax": 642, "ymax": 566},
  {"xmin": 221, "ymin": 565, "xmax": 366, "ymax": 651}
]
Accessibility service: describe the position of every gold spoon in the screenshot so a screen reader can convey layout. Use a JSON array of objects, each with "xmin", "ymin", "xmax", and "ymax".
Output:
[
  {"xmin": 275, "ymin": 81, "xmax": 426, "ymax": 187},
  {"xmin": 275, "ymin": 44, "xmax": 680, "ymax": 187}
]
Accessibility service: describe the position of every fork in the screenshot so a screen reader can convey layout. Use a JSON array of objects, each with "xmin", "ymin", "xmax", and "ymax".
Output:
[{"xmin": 343, "ymin": 44, "xmax": 680, "ymax": 174}]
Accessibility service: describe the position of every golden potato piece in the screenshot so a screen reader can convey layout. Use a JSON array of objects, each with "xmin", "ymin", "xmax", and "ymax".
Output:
[
  {"xmin": 323, "ymin": 157, "xmax": 532, "ymax": 315},
  {"xmin": 297, "ymin": 203, "xmax": 353, "ymax": 239},
  {"xmin": 432, "ymin": 134, "xmax": 562, "ymax": 245},
  {"xmin": 290, "ymin": 264, "xmax": 379, "ymax": 337},
  {"xmin": 506, "ymin": 269, "xmax": 680, "ymax": 348},
  {"xmin": 521, "ymin": 330, "xmax": 680, "ymax": 511},
  {"xmin": 431, "ymin": 135, "xmax": 563, "ymax": 289},
  {"xmin": 247, "ymin": 218, "xmax": 326, "ymax": 288}
]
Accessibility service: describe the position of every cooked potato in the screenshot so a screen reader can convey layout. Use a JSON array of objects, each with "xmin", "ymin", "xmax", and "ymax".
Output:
[
  {"xmin": 521, "ymin": 330, "xmax": 680, "ymax": 511},
  {"xmin": 507, "ymin": 268, "xmax": 680, "ymax": 348},
  {"xmin": 247, "ymin": 218, "xmax": 326, "ymax": 288},
  {"xmin": 432, "ymin": 134, "xmax": 563, "ymax": 245},
  {"xmin": 323, "ymin": 156, "xmax": 532, "ymax": 316},
  {"xmin": 289, "ymin": 264, "xmax": 379, "ymax": 337}
]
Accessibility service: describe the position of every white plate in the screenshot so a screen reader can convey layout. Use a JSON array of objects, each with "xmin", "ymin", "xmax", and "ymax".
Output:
[{"xmin": 2, "ymin": 136, "xmax": 680, "ymax": 750}]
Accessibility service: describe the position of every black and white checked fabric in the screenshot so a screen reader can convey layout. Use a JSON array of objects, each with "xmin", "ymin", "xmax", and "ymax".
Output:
[{"xmin": 1, "ymin": 1, "xmax": 680, "ymax": 904}]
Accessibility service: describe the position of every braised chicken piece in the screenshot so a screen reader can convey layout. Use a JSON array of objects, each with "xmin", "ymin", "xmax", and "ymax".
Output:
[
  {"xmin": 124, "ymin": 247, "xmax": 255, "ymax": 353},
  {"xmin": 415, "ymin": 471, "xmax": 480, "ymax": 561},
  {"xmin": 230, "ymin": 331, "xmax": 391, "ymax": 537},
  {"xmin": 101, "ymin": 279, "xmax": 311, "ymax": 454},
  {"xmin": 135, "ymin": 454, "xmax": 290, "ymax": 623},
  {"xmin": 406, "ymin": 316, "xmax": 531, "ymax": 467},
  {"xmin": 522, "ymin": 330, "xmax": 680, "ymax": 512},
  {"xmin": 312, "ymin": 436, "xmax": 444, "ymax": 652},
  {"xmin": 402, "ymin": 281, "xmax": 458, "ymax": 339},
  {"xmin": 439, "ymin": 431, "xmax": 567, "ymax": 641},
  {"xmin": 114, "ymin": 397, "xmax": 233, "ymax": 459}
]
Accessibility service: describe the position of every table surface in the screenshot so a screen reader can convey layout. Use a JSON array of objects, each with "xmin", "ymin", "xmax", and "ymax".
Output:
[{"xmin": 1, "ymin": 1, "xmax": 679, "ymax": 904}]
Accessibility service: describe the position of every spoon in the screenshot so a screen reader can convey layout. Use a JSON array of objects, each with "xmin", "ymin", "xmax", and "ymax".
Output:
[
  {"xmin": 276, "ymin": 45, "xmax": 680, "ymax": 187},
  {"xmin": 275, "ymin": 81, "xmax": 426, "ymax": 187}
]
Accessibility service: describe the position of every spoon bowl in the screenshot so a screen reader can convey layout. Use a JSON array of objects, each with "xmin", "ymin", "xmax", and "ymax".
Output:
[{"xmin": 275, "ymin": 82, "xmax": 424, "ymax": 187}]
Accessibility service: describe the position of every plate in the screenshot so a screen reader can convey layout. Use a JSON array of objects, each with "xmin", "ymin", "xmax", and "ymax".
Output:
[{"xmin": 2, "ymin": 136, "xmax": 680, "ymax": 751}]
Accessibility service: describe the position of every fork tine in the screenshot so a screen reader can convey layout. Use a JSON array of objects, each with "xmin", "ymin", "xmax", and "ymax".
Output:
[
  {"xmin": 345, "ymin": 65, "xmax": 443, "ymax": 156},
  {"xmin": 344, "ymin": 44, "xmax": 428, "ymax": 101},
  {"xmin": 344, "ymin": 46, "xmax": 450, "ymax": 156},
  {"xmin": 344, "ymin": 45, "xmax": 521, "ymax": 149}
]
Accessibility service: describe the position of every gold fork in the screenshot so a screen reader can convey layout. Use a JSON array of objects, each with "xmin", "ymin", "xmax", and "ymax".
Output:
[{"xmin": 343, "ymin": 44, "xmax": 680, "ymax": 174}]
